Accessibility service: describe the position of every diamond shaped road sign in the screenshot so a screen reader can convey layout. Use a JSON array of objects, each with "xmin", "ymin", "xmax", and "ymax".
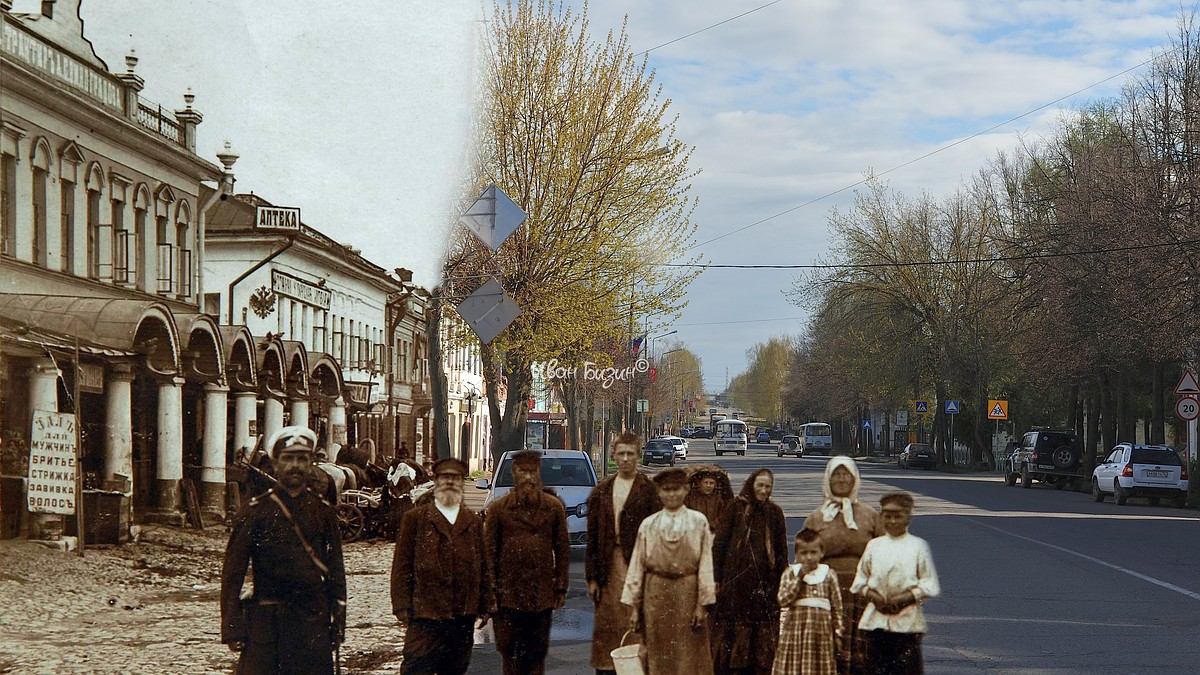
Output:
[
  {"xmin": 459, "ymin": 184, "xmax": 527, "ymax": 251},
  {"xmin": 456, "ymin": 277, "xmax": 521, "ymax": 344}
]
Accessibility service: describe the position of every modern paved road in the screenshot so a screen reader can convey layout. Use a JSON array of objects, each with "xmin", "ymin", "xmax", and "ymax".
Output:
[{"xmin": 466, "ymin": 441, "xmax": 1200, "ymax": 674}]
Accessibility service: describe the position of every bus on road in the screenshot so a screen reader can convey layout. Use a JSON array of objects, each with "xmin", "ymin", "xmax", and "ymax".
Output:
[
  {"xmin": 714, "ymin": 418, "xmax": 748, "ymax": 456},
  {"xmin": 797, "ymin": 422, "xmax": 833, "ymax": 455}
]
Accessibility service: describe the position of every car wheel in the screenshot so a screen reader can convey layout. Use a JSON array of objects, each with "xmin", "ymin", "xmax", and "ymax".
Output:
[
  {"xmin": 777, "ymin": 450, "xmax": 783, "ymax": 457},
  {"xmin": 716, "ymin": 451, "xmax": 722, "ymax": 457},
  {"xmin": 1149, "ymin": 497, "xmax": 1160, "ymax": 506},
  {"xmin": 1021, "ymin": 466, "xmax": 1032, "ymax": 488},
  {"xmin": 1050, "ymin": 445, "xmax": 1078, "ymax": 469},
  {"xmin": 1113, "ymin": 480, "xmax": 1128, "ymax": 506},
  {"xmin": 1004, "ymin": 466, "xmax": 1017, "ymax": 486},
  {"xmin": 1092, "ymin": 479, "xmax": 1104, "ymax": 502},
  {"xmin": 739, "ymin": 450, "xmax": 745, "ymax": 456}
]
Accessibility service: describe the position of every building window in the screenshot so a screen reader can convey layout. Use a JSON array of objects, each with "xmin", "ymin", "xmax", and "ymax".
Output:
[
  {"xmin": 134, "ymin": 206, "xmax": 147, "ymax": 290},
  {"xmin": 32, "ymin": 166, "xmax": 48, "ymax": 266},
  {"xmin": 2, "ymin": 153, "xmax": 17, "ymax": 257},
  {"xmin": 155, "ymin": 215, "xmax": 172, "ymax": 294},
  {"xmin": 60, "ymin": 179, "xmax": 75, "ymax": 271},
  {"xmin": 86, "ymin": 189, "xmax": 101, "ymax": 279},
  {"xmin": 176, "ymin": 221, "xmax": 190, "ymax": 297},
  {"xmin": 112, "ymin": 198, "xmax": 130, "ymax": 283}
]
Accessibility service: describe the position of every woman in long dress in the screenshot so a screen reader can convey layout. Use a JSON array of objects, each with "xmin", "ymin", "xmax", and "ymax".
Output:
[
  {"xmin": 712, "ymin": 468, "xmax": 789, "ymax": 674},
  {"xmin": 623, "ymin": 467, "xmax": 716, "ymax": 675},
  {"xmin": 802, "ymin": 456, "xmax": 882, "ymax": 674}
]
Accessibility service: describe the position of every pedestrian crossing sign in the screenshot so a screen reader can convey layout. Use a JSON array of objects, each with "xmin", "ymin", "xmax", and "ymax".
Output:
[
  {"xmin": 914, "ymin": 401, "xmax": 929, "ymax": 414},
  {"xmin": 987, "ymin": 399, "xmax": 1009, "ymax": 420}
]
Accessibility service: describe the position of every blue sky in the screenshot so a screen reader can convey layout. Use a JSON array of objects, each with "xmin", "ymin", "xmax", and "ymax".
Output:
[{"xmin": 72, "ymin": 0, "xmax": 1185, "ymax": 392}]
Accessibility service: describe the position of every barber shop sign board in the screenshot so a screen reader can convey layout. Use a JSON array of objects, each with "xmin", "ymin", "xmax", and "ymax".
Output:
[{"xmin": 27, "ymin": 410, "xmax": 77, "ymax": 515}]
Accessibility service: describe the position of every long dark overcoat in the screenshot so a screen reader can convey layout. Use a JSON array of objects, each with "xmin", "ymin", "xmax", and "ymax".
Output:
[
  {"xmin": 484, "ymin": 489, "xmax": 570, "ymax": 612},
  {"xmin": 221, "ymin": 488, "xmax": 346, "ymax": 675},
  {"xmin": 584, "ymin": 473, "xmax": 661, "ymax": 589},
  {"xmin": 712, "ymin": 495, "xmax": 789, "ymax": 622},
  {"xmin": 390, "ymin": 502, "xmax": 492, "ymax": 620}
]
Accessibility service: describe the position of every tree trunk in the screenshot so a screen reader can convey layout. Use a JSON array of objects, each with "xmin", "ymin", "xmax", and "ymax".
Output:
[
  {"xmin": 426, "ymin": 289, "xmax": 451, "ymax": 460},
  {"xmin": 1084, "ymin": 391, "xmax": 1101, "ymax": 478},
  {"xmin": 1151, "ymin": 362, "xmax": 1165, "ymax": 444},
  {"xmin": 494, "ymin": 351, "xmax": 532, "ymax": 463}
]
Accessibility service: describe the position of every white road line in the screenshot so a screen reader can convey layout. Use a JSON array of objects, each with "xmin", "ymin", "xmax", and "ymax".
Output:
[{"xmin": 964, "ymin": 516, "xmax": 1200, "ymax": 601}]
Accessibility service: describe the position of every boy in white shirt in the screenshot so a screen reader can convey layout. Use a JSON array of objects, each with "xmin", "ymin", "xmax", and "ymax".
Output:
[{"xmin": 849, "ymin": 491, "xmax": 939, "ymax": 675}]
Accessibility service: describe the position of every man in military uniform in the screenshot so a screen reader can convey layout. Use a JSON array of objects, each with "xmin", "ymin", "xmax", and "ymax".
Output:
[
  {"xmin": 221, "ymin": 425, "xmax": 347, "ymax": 674},
  {"xmin": 485, "ymin": 450, "xmax": 571, "ymax": 675}
]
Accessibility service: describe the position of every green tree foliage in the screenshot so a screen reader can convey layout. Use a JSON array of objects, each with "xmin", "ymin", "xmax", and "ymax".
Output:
[
  {"xmin": 727, "ymin": 337, "xmax": 793, "ymax": 425},
  {"xmin": 451, "ymin": 0, "xmax": 701, "ymax": 461}
]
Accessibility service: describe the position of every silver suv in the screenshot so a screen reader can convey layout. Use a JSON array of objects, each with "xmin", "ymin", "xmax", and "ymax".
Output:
[
  {"xmin": 475, "ymin": 449, "xmax": 597, "ymax": 546},
  {"xmin": 1091, "ymin": 443, "xmax": 1188, "ymax": 508}
]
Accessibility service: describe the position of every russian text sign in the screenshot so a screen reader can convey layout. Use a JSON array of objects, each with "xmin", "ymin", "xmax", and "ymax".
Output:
[{"xmin": 27, "ymin": 410, "xmax": 77, "ymax": 515}]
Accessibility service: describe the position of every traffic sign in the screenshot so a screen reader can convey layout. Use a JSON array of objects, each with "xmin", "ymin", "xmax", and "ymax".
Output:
[
  {"xmin": 1177, "ymin": 396, "xmax": 1199, "ymax": 421},
  {"xmin": 944, "ymin": 400, "xmax": 960, "ymax": 415},
  {"xmin": 1175, "ymin": 370, "xmax": 1200, "ymax": 395},
  {"xmin": 459, "ymin": 184, "xmax": 527, "ymax": 251},
  {"xmin": 862, "ymin": 419, "xmax": 872, "ymax": 430},
  {"xmin": 914, "ymin": 401, "xmax": 929, "ymax": 414},
  {"xmin": 456, "ymin": 277, "xmax": 521, "ymax": 344},
  {"xmin": 987, "ymin": 399, "xmax": 1009, "ymax": 420}
]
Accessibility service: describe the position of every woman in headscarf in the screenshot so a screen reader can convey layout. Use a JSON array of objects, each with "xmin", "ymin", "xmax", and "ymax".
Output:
[
  {"xmin": 685, "ymin": 464, "xmax": 734, "ymax": 531},
  {"xmin": 711, "ymin": 468, "xmax": 789, "ymax": 674},
  {"xmin": 803, "ymin": 456, "xmax": 883, "ymax": 675}
]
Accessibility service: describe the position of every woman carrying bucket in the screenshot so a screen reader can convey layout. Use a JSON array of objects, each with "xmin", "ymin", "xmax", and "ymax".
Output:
[{"xmin": 620, "ymin": 467, "xmax": 716, "ymax": 674}]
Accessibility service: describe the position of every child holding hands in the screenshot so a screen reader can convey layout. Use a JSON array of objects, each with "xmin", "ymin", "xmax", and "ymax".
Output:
[{"xmin": 772, "ymin": 528, "xmax": 843, "ymax": 675}]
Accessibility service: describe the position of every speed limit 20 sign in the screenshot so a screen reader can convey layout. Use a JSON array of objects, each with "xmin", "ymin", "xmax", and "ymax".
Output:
[{"xmin": 1176, "ymin": 397, "xmax": 1199, "ymax": 421}]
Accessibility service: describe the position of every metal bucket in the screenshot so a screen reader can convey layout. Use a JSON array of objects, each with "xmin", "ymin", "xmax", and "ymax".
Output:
[{"xmin": 610, "ymin": 630, "xmax": 645, "ymax": 675}]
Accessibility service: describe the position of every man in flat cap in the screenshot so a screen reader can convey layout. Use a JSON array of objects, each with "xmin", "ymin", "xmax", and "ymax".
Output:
[
  {"xmin": 485, "ymin": 450, "xmax": 571, "ymax": 675},
  {"xmin": 586, "ymin": 432, "xmax": 661, "ymax": 674},
  {"xmin": 221, "ymin": 425, "xmax": 347, "ymax": 674},
  {"xmin": 391, "ymin": 456, "xmax": 492, "ymax": 675}
]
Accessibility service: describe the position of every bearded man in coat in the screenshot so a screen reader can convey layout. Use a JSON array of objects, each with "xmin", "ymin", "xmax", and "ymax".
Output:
[
  {"xmin": 391, "ymin": 457, "xmax": 492, "ymax": 675},
  {"xmin": 485, "ymin": 450, "xmax": 571, "ymax": 675},
  {"xmin": 586, "ymin": 432, "xmax": 662, "ymax": 674}
]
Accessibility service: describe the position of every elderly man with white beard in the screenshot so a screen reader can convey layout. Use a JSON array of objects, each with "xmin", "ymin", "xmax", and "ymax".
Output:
[{"xmin": 391, "ymin": 457, "xmax": 492, "ymax": 675}]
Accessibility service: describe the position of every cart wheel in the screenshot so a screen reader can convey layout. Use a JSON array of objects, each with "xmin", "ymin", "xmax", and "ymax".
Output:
[{"xmin": 335, "ymin": 503, "xmax": 365, "ymax": 542}]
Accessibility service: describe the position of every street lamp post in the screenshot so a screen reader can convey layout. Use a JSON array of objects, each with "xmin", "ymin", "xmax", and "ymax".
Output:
[{"xmin": 461, "ymin": 384, "xmax": 479, "ymax": 467}]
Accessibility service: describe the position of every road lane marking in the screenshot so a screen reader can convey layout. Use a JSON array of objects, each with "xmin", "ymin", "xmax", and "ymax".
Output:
[{"xmin": 964, "ymin": 516, "xmax": 1200, "ymax": 601}]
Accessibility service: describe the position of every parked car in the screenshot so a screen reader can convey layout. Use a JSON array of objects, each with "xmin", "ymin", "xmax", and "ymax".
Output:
[
  {"xmin": 898, "ymin": 443, "xmax": 937, "ymax": 470},
  {"xmin": 768, "ymin": 428, "xmax": 785, "ymax": 441},
  {"xmin": 777, "ymin": 434, "xmax": 803, "ymax": 457},
  {"xmin": 1091, "ymin": 443, "xmax": 1188, "ymax": 507},
  {"xmin": 679, "ymin": 428, "xmax": 694, "ymax": 439},
  {"xmin": 641, "ymin": 439, "xmax": 677, "ymax": 466},
  {"xmin": 1004, "ymin": 429, "xmax": 1083, "ymax": 489},
  {"xmin": 756, "ymin": 430, "xmax": 771, "ymax": 443},
  {"xmin": 475, "ymin": 449, "xmax": 598, "ymax": 547},
  {"xmin": 691, "ymin": 427, "xmax": 713, "ymax": 439},
  {"xmin": 655, "ymin": 435, "xmax": 689, "ymax": 460}
]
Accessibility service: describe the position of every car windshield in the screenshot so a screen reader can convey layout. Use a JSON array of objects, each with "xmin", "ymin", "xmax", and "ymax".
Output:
[
  {"xmin": 908, "ymin": 444, "xmax": 933, "ymax": 453},
  {"xmin": 645, "ymin": 441, "xmax": 673, "ymax": 450},
  {"xmin": 1130, "ymin": 448, "xmax": 1180, "ymax": 465},
  {"xmin": 782, "ymin": 436, "xmax": 799, "ymax": 442},
  {"xmin": 493, "ymin": 456, "xmax": 596, "ymax": 487}
]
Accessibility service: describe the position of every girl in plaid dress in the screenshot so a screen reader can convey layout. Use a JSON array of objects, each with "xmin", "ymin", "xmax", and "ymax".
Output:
[{"xmin": 772, "ymin": 529, "xmax": 843, "ymax": 675}]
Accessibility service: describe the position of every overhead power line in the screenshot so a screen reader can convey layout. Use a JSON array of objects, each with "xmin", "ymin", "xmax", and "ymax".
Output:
[
  {"xmin": 664, "ymin": 236, "xmax": 1200, "ymax": 270},
  {"xmin": 636, "ymin": 1, "xmax": 784, "ymax": 56}
]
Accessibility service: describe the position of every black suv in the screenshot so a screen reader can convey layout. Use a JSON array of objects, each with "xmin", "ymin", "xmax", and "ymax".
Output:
[{"xmin": 1004, "ymin": 429, "xmax": 1083, "ymax": 489}]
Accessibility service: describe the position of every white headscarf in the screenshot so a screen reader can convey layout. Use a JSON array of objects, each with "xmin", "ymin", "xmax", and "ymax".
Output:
[{"xmin": 818, "ymin": 456, "xmax": 860, "ymax": 530}]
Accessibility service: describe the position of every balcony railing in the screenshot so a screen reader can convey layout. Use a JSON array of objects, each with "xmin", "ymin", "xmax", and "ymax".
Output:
[{"xmin": 137, "ymin": 102, "xmax": 183, "ymax": 144}]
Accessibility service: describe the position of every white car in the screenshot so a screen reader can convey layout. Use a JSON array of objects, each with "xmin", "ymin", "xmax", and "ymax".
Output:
[
  {"xmin": 655, "ymin": 435, "xmax": 688, "ymax": 460},
  {"xmin": 475, "ymin": 449, "xmax": 598, "ymax": 546},
  {"xmin": 1091, "ymin": 443, "xmax": 1188, "ymax": 507}
]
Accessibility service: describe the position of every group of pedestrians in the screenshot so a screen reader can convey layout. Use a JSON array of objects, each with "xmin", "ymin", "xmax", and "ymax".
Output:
[{"xmin": 219, "ymin": 426, "xmax": 938, "ymax": 675}]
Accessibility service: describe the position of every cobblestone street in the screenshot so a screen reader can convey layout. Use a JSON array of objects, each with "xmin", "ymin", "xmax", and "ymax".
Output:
[{"xmin": 0, "ymin": 523, "xmax": 420, "ymax": 675}]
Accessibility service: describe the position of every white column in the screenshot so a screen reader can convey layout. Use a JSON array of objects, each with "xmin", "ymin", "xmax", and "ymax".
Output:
[
  {"xmin": 103, "ymin": 364, "xmax": 134, "ymax": 487},
  {"xmin": 155, "ymin": 376, "xmax": 183, "ymax": 516},
  {"xmin": 290, "ymin": 397, "xmax": 310, "ymax": 433},
  {"xmin": 45, "ymin": 171, "xmax": 62, "ymax": 269},
  {"xmin": 262, "ymin": 394, "xmax": 285, "ymax": 446},
  {"xmin": 201, "ymin": 383, "xmax": 229, "ymax": 517},
  {"xmin": 27, "ymin": 358, "xmax": 60, "ymax": 539},
  {"xmin": 329, "ymin": 396, "xmax": 347, "ymax": 447},
  {"xmin": 232, "ymin": 391, "xmax": 257, "ymax": 461},
  {"xmin": 13, "ymin": 146, "xmax": 32, "ymax": 262}
]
